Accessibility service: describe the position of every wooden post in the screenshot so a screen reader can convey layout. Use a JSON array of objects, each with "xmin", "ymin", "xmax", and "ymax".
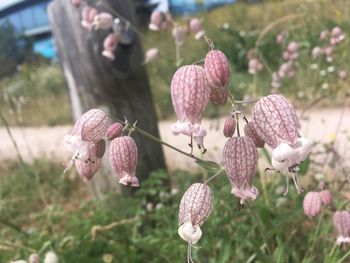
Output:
[{"xmin": 48, "ymin": 0, "xmax": 166, "ymax": 196}]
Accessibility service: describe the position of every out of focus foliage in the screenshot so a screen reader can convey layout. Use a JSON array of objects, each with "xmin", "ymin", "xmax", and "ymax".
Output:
[{"xmin": 1, "ymin": 159, "xmax": 350, "ymax": 262}]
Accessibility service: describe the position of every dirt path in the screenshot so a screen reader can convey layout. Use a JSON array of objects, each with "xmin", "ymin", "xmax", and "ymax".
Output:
[{"xmin": 1, "ymin": 108, "xmax": 349, "ymax": 171}]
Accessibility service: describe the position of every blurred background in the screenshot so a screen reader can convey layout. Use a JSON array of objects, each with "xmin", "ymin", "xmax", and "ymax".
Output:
[{"xmin": 1, "ymin": 0, "xmax": 350, "ymax": 262}]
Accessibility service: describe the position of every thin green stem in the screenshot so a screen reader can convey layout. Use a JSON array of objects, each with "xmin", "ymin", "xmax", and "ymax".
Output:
[
  {"xmin": 304, "ymin": 211, "xmax": 324, "ymax": 260},
  {"xmin": 203, "ymin": 167, "xmax": 225, "ymax": 184},
  {"xmin": 338, "ymin": 249, "xmax": 350, "ymax": 263}
]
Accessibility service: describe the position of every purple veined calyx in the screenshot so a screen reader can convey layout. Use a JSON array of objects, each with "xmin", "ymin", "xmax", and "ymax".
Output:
[
  {"xmin": 333, "ymin": 211, "xmax": 350, "ymax": 245},
  {"xmin": 204, "ymin": 49, "xmax": 231, "ymax": 105},
  {"xmin": 109, "ymin": 135, "xmax": 139, "ymax": 187},
  {"xmin": 170, "ymin": 65, "xmax": 210, "ymax": 154},
  {"xmin": 244, "ymin": 121, "xmax": 265, "ymax": 148},
  {"xmin": 106, "ymin": 122, "xmax": 124, "ymax": 140},
  {"xmin": 252, "ymin": 94, "xmax": 312, "ymax": 194},
  {"xmin": 303, "ymin": 191, "xmax": 322, "ymax": 219},
  {"xmin": 223, "ymin": 114, "xmax": 236, "ymax": 138},
  {"xmin": 64, "ymin": 109, "xmax": 111, "ymax": 173},
  {"xmin": 178, "ymin": 183, "xmax": 213, "ymax": 262},
  {"xmin": 223, "ymin": 136, "xmax": 259, "ymax": 204}
]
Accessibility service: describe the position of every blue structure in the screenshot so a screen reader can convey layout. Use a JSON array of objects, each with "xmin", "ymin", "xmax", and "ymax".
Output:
[{"xmin": 0, "ymin": 0, "xmax": 56, "ymax": 59}]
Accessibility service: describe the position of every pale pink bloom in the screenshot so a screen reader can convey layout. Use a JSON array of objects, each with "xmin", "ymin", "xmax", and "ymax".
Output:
[
  {"xmin": 312, "ymin": 46, "xmax": 323, "ymax": 59},
  {"xmin": 244, "ymin": 122, "xmax": 265, "ymax": 148},
  {"xmin": 325, "ymin": 46, "xmax": 333, "ymax": 56},
  {"xmin": 204, "ymin": 50, "xmax": 230, "ymax": 105},
  {"xmin": 29, "ymin": 253, "xmax": 40, "ymax": 263},
  {"xmin": 338, "ymin": 69, "xmax": 347, "ymax": 80},
  {"xmin": 276, "ymin": 32, "xmax": 287, "ymax": 44},
  {"xmin": 102, "ymin": 33, "xmax": 119, "ymax": 60},
  {"xmin": 223, "ymin": 115, "xmax": 236, "ymax": 138},
  {"xmin": 248, "ymin": 58, "xmax": 263, "ymax": 74},
  {"xmin": 93, "ymin": 12, "xmax": 113, "ymax": 30},
  {"xmin": 319, "ymin": 189, "xmax": 332, "ymax": 206},
  {"xmin": 170, "ymin": 65, "xmax": 210, "ymax": 147},
  {"xmin": 320, "ymin": 30, "xmax": 329, "ymax": 40},
  {"xmin": 178, "ymin": 183, "xmax": 213, "ymax": 245},
  {"xmin": 71, "ymin": 0, "xmax": 81, "ymax": 8},
  {"xmin": 288, "ymin": 51, "xmax": 299, "ymax": 61},
  {"xmin": 44, "ymin": 251, "xmax": 58, "ymax": 263},
  {"xmin": 278, "ymin": 63, "xmax": 292, "ymax": 78},
  {"xmin": 223, "ymin": 136, "xmax": 259, "ymax": 203},
  {"xmin": 172, "ymin": 26, "xmax": 186, "ymax": 46},
  {"xmin": 81, "ymin": 6, "xmax": 97, "ymax": 30},
  {"xmin": 271, "ymin": 72, "xmax": 282, "ymax": 88},
  {"xmin": 189, "ymin": 18, "xmax": 205, "ymax": 40},
  {"xmin": 331, "ymin": 27, "xmax": 345, "ymax": 45},
  {"xmin": 333, "ymin": 211, "xmax": 350, "ymax": 245},
  {"xmin": 149, "ymin": 11, "xmax": 163, "ymax": 31},
  {"xmin": 282, "ymin": 51, "xmax": 290, "ymax": 61},
  {"xmin": 287, "ymin": 42, "xmax": 299, "ymax": 53},
  {"xmin": 106, "ymin": 122, "xmax": 124, "ymax": 140},
  {"xmin": 303, "ymin": 191, "xmax": 322, "ymax": 219},
  {"xmin": 143, "ymin": 48, "xmax": 159, "ymax": 64},
  {"xmin": 109, "ymin": 136, "xmax": 139, "ymax": 187}
]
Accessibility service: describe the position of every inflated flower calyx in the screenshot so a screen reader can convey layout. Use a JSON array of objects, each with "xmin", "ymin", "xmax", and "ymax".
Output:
[
  {"xmin": 109, "ymin": 136, "xmax": 139, "ymax": 187},
  {"xmin": 223, "ymin": 115, "xmax": 236, "ymax": 138},
  {"xmin": 106, "ymin": 122, "xmax": 124, "ymax": 140},
  {"xmin": 244, "ymin": 122, "xmax": 265, "ymax": 148},
  {"xmin": 170, "ymin": 65, "xmax": 210, "ymax": 149},
  {"xmin": 178, "ymin": 183, "xmax": 213, "ymax": 245},
  {"xmin": 319, "ymin": 189, "xmax": 332, "ymax": 206},
  {"xmin": 75, "ymin": 141, "xmax": 103, "ymax": 181},
  {"xmin": 223, "ymin": 136, "xmax": 259, "ymax": 204},
  {"xmin": 303, "ymin": 191, "xmax": 322, "ymax": 219},
  {"xmin": 333, "ymin": 211, "xmax": 350, "ymax": 245},
  {"xmin": 204, "ymin": 50, "xmax": 230, "ymax": 105}
]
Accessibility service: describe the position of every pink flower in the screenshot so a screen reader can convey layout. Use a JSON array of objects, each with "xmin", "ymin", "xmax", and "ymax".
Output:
[
  {"xmin": 303, "ymin": 191, "xmax": 322, "ymax": 219},
  {"xmin": 223, "ymin": 115, "xmax": 236, "ymax": 138},
  {"xmin": 102, "ymin": 33, "xmax": 119, "ymax": 60},
  {"xmin": 178, "ymin": 183, "xmax": 213, "ymax": 245},
  {"xmin": 93, "ymin": 12, "xmax": 113, "ymax": 30},
  {"xmin": 333, "ymin": 211, "xmax": 350, "ymax": 245},
  {"xmin": 338, "ymin": 69, "xmax": 347, "ymax": 80},
  {"xmin": 204, "ymin": 50, "xmax": 230, "ymax": 105},
  {"xmin": 276, "ymin": 32, "xmax": 287, "ymax": 44},
  {"xmin": 189, "ymin": 18, "xmax": 205, "ymax": 40},
  {"xmin": 29, "ymin": 253, "xmax": 40, "ymax": 263},
  {"xmin": 287, "ymin": 42, "xmax": 299, "ymax": 53},
  {"xmin": 271, "ymin": 72, "xmax": 282, "ymax": 88},
  {"xmin": 106, "ymin": 122, "xmax": 124, "ymax": 140},
  {"xmin": 244, "ymin": 122, "xmax": 265, "ymax": 148},
  {"xmin": 170, "ymin": 65, "xmax": 210, "ymax": 148},
  {"xmin": 81, "ymin": 6, "xmax": 97, "ymax": 30},
  {"xmin": 312, "ymin": 47, "xmax": 323, "ymax": 59},
  {"xmin": 248, "ymin": 58, "xmax": 263, "ymax": 74},
  {"xmin": 320, "ymin": 30, "xmax": 329, "ymax": 40},
  {"xmin": 223, "ymin": 136, "xmax": 259, "ymax": 203},
  {"xmin": 172, "ymin": 26, "xmax": 186, "ymax": 46},
  {"xmin": 143, "ymin": 48, "xmax": 159, "ymax": 64},
  {"xmin": 330, "ymin": 27, "xmax": 345, "ymax": 45},
  {"xmin": 109, "ymin": 136, "xmax": 139, "ymax": 187},
  {"xmin": 319, "ymin": 189, "xmax": 332, "ymax": 206},
  {"xmin": 149, "ymin": 11, "xmax": 163, "ymax": 31}
]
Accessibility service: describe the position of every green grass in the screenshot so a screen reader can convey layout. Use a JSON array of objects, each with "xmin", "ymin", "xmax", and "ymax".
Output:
[{"xmin": 1, "ymin": 159, "xmax": 350, "ymax": 262}]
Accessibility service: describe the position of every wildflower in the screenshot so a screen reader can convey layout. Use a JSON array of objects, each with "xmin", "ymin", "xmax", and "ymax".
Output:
[
  {"xmin": 102, "ymin": 33, "xmax": 119, "ymax": 60},
  {"xmin": 81, "ymin": 6, "xmax": 97, "ymax": 30},
  {"xmin": 44, "ymin": 251, "xmax": 58, "ymax": 263},
  {"xmin": 312, "ymin": 46, "xmax": 323, "ymax": 59},
  {"xmin": 93, "ymin": 12, "xmax": 113, "ymax": 30},
  {"xmin": 204, "ymin": 50, "xmax": 230, "ymax": 105},
  {"xmin": 338, "ymin": 70, "xmax": 347, "ymax": 80},
  {"xmin": 149, "ymin": 11, "xmax": 163, "ymax": 31},
  {"xmin": 170, "ymin": 65, "xmax": 210, "ymax": 149},
  {"xmin": 244, "ymin": 122, "xmax": 265, "ymax": 148},
  {"xmin": 325, "ymin": 46, "xmax": 333, "ymax": 63},
  {"xmin": 106, "ymin": 122, "xmax": 124, "ymax": 140},
  {"xmin": 330, "ymin": 27, "xmax": 344, "ymax": 45},
  {"xmin": 278, "ymin": 62, "xmax": 294, "ymax": 78},
  {"xmin": 303, "ymin": 191, "xmax": 322, "ymax": 219},
  {"xmin": 320, "ymin": 30, "xmax": 329, "ymax": 40},
  {"xmin": 223, "ymin": 115, "xmax": 236, "ymax": 138},
  {"xmin": 172, "ymin": 26, "xmax": 186, "ymax": 46},
  {"xmin": 178, "ymin": 183, "xmax": 212, "ymax": 247},
  {"xmin": 333, "ymin": 211, "xmax": 350, "ymax": 245},
  {"xmin": 189, "ymin": 18, "xmax": 205, "ymax": 40},
  {"xmin": 319, "ymin": 189, "xmax": 332, "ymax": 206},
  {"xmin": 276, "ymin": 31, "xmax": 287, "ymax": 44},
  {"xmin": 143, "ymin": 48, "xmax": 159, "ymax": 64},
  {"xmin": 248, "ymin": 58, "xmax": 263, "ymax": 74},
  {"xmin": 109, "ymin": 136, "xmax": 139, "ymax": 187},
  {"xmin": 29, "ymin": 253, "xmax": 40, "ymax": 263},
  {"xmin": 223, "ymin": 136, "xmax": 259, "ymax": 203},
  {"xmin": 271, "ymin": 72, "xmax": 282, "ymax": 88}
]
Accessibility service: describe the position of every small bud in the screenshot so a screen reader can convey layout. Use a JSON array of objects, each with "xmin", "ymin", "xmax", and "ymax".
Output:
[
  {"xmin": 223, "ymin": 115, "xmax": 236, "ymax": 138},
  {"xmin": 338, "ymin": 70, "xmax": 347, "ymax": 80},
  {"xmin": 319, "ymin": 189, "xmax": 332, "ymax": 206},
  {"xmin": 320, "ymin": 30, "xmax": 329, "ymax": 40},
  {"xmin": 106, "ymin": 122, "xmax": 124, "ymax": 140},
  {"xmin": 303, "ymin": 191, "xmax": 322, "ymax": 219},
  {"xmin": 333, "ymin": 211, "xmax": 350, "ymax": 245},
  {"xmin": 244, "ymin": 122, "xmax": 265, "ymax": 148}
]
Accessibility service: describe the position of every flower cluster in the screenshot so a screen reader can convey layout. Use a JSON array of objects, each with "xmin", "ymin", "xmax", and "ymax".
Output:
[{"xmin": 247, "ymin": 49, "xmax": 263, "ymax": 75}]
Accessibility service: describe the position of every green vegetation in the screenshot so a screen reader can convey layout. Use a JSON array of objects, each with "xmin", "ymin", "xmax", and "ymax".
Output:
[{"xmin": 1, "ymin": 159, "xmax": 349, "ymax": 262}]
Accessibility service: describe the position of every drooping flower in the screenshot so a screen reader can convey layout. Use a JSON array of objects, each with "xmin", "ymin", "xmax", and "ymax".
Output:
[
  {"xmin": 319, "ymin": 189, "xmax": 332, "ymax": 206},
  {"xmin": 143, "ymin": 48, "xmax": 159, "ymax": 64},
  {"xmin": 102, "ymin": 33, "xmax": 119, "ymax": 60},
  {"xmin": 170, "ymin": 65, "xmax": 210, "ymax": 148},
  {"xmin": 178, "ymin": 183, "xmax": 213, "ymax": 246},
  {"xmin": 106, "ymin": 122, "xmax": 124, "ymax": 140},
  {"xmin": 204, "ymin": 50, "xmax": 230, "ymax": 105},
  {"xmin": 223, "ymin": 136, "xmax": 259, "ymax": 203},
  {"xmin": 81, "ymin": 6, "xmax": 98, "ymax": 30},
  {"xmin": 223, "ymin": 115, "xmax": 236, "ymax": 138},
  {"xmin": 189, "ymin": 18, "xmax": 205, "ymax": 40},
  {"xmin": 303, "ymin": 191, "xmax": 322, "ymax": 219},
  {"xmin": 244, "ymin": 122, "xmax": 265, "ymax": 148},
  {"xmin": 93, "ymin": 12, "xmax": 113, "ymax": 30},
  {"xmin": 109, "ymin": 136, "xmax": 139, "ymax": 187},
  {"xmin": 333, "ymin": 211, "xmax": 350, "ymax": 245}
]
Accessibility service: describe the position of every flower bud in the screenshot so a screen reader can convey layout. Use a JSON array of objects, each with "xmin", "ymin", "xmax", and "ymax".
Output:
[
  {"xmin": 320, "ymin": 30, "xmax": 329, "ymax": 40},
  {"xmin": 333, "ymin": 211, "xmax": 350, "ymax": 245},
  {"xmin": 149, "ymin": 11, "xmax": 163, "ymax": 31},
  {"xmin": 143, "ymin": 48, "xmax": 159, "ymax": 64},
  {"xmin": 244, "ymin": 122, "xmax": 265, "ymax": 148},
  {"xmin": 102, "ymin": 33, "xmax": 119, "ymax": 60},
  {"xmin": 303, "ymin": 191, "xmax": 322, "ymax": 219},
  {"xmin": 204, "ymin": 50, "xmax": 230, "ymax": 105},
  {"xmin": 223, "ymin": 136, "xmax": 259, "ymax": 203},
  {"xmin": 189, "ymin": 18, "xmax": 205, "ymax": 39},
  {"xmin": 172, "ymin": 26, "xmax": 186, "ymax": 46},
  {"xmin": 106, "ymin": 122, "xmax": 124, "ymax": 140},
  {"xmin": 93, "ymin": 12, "xmax": 113, "ymax": 30},
  {"xmin": 223, "ymin": 115, "xmax": 236, "ymax": 138},
  {"xmin": 109, "ymin": 136, "xmax": 139, "ymax": 187},
  {"xmin": 79, "ymin": 109, "xmax": 111, "ymax": 141},
  {"xmin": 319, "ymin": 189, "xmax": 332, "ymax": 206}
]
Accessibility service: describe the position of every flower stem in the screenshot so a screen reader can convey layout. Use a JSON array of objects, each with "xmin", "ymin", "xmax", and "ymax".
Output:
[{"xmin": 203, "ymin": 167, "xmax": 225, "ymax": 184}]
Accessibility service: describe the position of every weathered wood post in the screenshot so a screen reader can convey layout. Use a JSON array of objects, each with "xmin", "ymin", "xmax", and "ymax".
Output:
[{"xmin": 48, "ymin": 0, "xmax": 166, "ymax": 196}]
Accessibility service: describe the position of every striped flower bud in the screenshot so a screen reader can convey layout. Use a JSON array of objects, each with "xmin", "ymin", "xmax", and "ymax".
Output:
[
  {"xmin": 223, "ymin": 136, "xmax": 259, "ymax": 203},
  {"xmin": 109, "ymin": 136, "xmax": 139, "ymax": 187},
  {"xmin": 178, "ymin": 183, "xmax": 213, "ymax": 245},
  {"xmin": 319, "ymin": 189, "xmax": 332, "ymax": 206},
  {"xmin": 93, "ymin": 12, "xmax": 113, "ymax": 30},
  {"xmin": 244, "ymin": 122, "xmax": 265, "ymax": 148},
  {"xmin": 223, "ymin": 115, "xmax": 236, "ymax": 138},
  {"xmin": 333, "ymin": 211, "xmax": 350, "ymax": 245},
  {"xmin": 102, "ymin": 33, "xmax": 119, "ymax": 60},
  {"xmin": 189, "ymin": 18, "xmax": 205, "ymax": 40},
  {"xmin": 81, "ymin": 6, "xmax": 97, "ymax": 30},
  {"xmin": 204, "ymin": 50, "xmax": 230, "ymax": 105},
  {"xmin": 106, "ymin": 122, "xmax": 124, "ymax": 140},
  {"xmin": 170, "ymin": 65, "xmax": 210, "ymax": 147},
  {"xmin": 303, "ymin": 191, "xmax": 322, "ymax": 219},
  {"xmin": 75, "ymin": 141, "xmax": 103, "ymax": 181}
]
